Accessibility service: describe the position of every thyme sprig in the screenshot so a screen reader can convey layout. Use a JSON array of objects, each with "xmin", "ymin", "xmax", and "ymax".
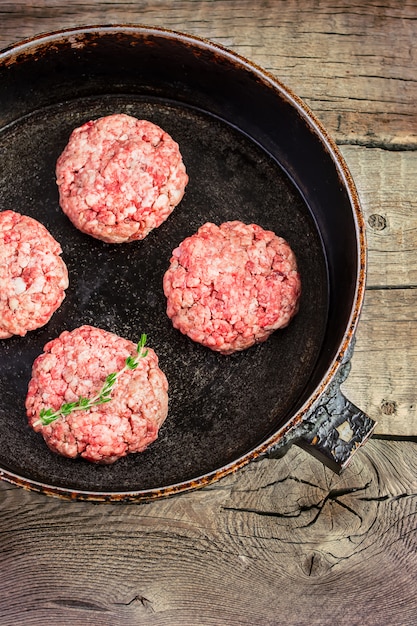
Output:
[{"xmin": 35, "ymin": 333, "xmax": 149, "ymax": 427}]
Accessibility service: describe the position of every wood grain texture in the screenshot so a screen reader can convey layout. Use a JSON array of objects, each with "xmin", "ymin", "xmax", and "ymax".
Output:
[
  {"xmin": 339, "ymin": 146, "xmax": 417, "ymax": 289},
  {"xmin": 0, "ymin": 2, "xmax": 417, "ymax": 624},
  {"xmin": 343, "ymin": 288, "xmax": 417, "ymax": 435},
  {"xmin": 1, "ymin": 1, "xmax": 416, "ymax": 148},
  {"xmin": 0, "ymin": 441, "xmax": 416, "ymax": 626}
]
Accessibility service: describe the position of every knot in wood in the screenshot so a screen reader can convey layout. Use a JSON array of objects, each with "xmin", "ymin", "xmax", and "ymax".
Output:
[
  {"xmin": 368, "ymin": 213, "xmax": 387, "ymax": 231},
  {"xmin": 380, "ymin": 399, "xmax": 397, "ymax": 415}
]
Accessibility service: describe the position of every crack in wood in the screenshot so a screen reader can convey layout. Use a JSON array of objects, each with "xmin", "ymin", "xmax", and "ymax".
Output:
[
  {"xmin": 53, "ymin": 594, "xmax": 157, "ymax": 614},
  {"xmin": 299, "ymin": 485, "xmax": 370, "ymax": 528},
  {"xmin": 115, "ymin": 594, "xmax": 155, "ymax": 612},
  {"xmin": 359, "ymin": 494, "xmax": 391, "ymax": 502},
  {"xmin": 222, "ymin": 505, "xmax": 312, "ymax": 520},
  {"xmin": 307, "ymin": 552, "xmax": 324, "ymax": 576},
  {"xmin": 222, "ymin": 483, "xmax": 376, "ymax": 526},
  {"xmin": 357, "ymin": 490, "xmax": 417, "ymax": 503},
  {"xmin": 52, "ymin": 598, "xmax": 108, "ymax": 612},
  {"xmin": 328, "ymin": 497, "xmax": 363, "ymax": 521},
  {"xmin": 337, "ymin": 138, "xmax": 417, "ymax": 151}
]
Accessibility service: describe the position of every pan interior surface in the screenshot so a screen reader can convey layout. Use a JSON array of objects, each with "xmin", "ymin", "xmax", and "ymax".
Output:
[{"xmin": 0, "ymin": 93, "xmax": 328, "ymax": 493}]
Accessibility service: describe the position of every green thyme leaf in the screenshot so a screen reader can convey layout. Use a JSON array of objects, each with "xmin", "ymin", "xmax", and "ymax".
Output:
[
  {"xmin": 61, "ymin": 403, "xmax": 76, "ymax": 416},
  {"xmin": 125, "ymin": 356, "xmax": 138, "ymax": 370},
  {"xmin": 37, "ymin": 334, "xmax": 149, "ymax": 426}
]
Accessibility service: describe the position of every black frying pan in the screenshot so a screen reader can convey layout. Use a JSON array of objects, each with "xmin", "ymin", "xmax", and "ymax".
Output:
[{"xmin": 0, "ymin": 26, "xmax": 375, "ymax": 501}]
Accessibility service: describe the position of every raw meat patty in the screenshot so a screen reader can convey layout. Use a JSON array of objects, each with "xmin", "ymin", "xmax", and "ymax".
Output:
[
  {"xmin": 163, "ymin": 221, "xmax": 301, "ymax": 354},
  {"xmin": 0, "ymin": 210, "xmax": 69, "ymax": 339},
  {"xmin": 26, "ymin": 325, "xmax": 169, "ymax": 464},
  {"xmin": 56, "ymin": 113, "xmax": 189, "ymax": 243}
]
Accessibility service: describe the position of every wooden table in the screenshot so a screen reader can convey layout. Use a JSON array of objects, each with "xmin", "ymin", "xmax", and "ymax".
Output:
[{"xmin": 1, "ymin": 2, "xmax": 416, "ymax": 624}]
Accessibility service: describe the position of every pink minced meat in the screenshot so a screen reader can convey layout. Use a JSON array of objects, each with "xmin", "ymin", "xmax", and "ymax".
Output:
[
  {"xmin": 25, "ymin": 325, "xmax": 169, "ymax": 464},
  {"xmin": 163, "ymin": 221, "xmax": 301, "ymax": 354},
  {"xmin": 0, "ymin": 210, "xmax": 69, "ymax": 339},
  {"xmin": 56, "ymin": 113, "xmax": 189, "ymax": 243}
]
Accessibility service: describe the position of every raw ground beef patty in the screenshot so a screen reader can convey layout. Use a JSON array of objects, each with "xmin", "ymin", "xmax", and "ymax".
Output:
[
  {"xmin": 0, "ymin": 210, "xmax": 68, "ymax": 339},
  {"xmin": 56, "ymin": 113, "xmax": 189, "ymax": 243},
  {"xmin": 25, "ymin": 325, "xmax": 169, "ymax": 464},
  {"xmin": 163, "ymin": 221, "xmax": 301, "ymax": 354}
]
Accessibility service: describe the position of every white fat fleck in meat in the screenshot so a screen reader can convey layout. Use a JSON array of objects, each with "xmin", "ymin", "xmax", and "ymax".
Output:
[
  {"xmin": 12, "ymin": 276, "xmax": 26, "ymax": 295},
  {"xmin": 56, "ymin": 113, "xmax": 188, "ymax": 244},
  {"xmin": 25, "ymin": 325, "xmax": 169, "ymax": 464}
]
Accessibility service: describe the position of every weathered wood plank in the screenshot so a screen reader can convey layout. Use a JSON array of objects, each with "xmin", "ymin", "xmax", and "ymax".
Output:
[
  {"xmin": 1, "ymin": 1, "xmax": 416, "ymax": 148},
  {"xmin": 340, "ymin": 146, "xmax": 417, "ymax": 289},
  {"xmin": 343, "ymin": 288, "xmax": 417, "ymax": 436},
  {"xmin": 0, "ymin": 440, "xmax": 416, "ymax": 625}
]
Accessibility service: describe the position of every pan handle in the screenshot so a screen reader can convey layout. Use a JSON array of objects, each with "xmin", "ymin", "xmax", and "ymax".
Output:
[
  {"xmin": 295, "ymin": 387, "xmax": 376, "ymax": 474},
  {"xmin": 297, "ymin": 340, "xmax": 376, "ymax": 473},
  {"xmin": 266, "ymin": 341, "xmax": 377, "ymax": 473}
]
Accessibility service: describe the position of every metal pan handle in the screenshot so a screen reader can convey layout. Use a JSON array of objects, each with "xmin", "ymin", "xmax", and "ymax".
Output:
[
  {"xmin": 297, "ymin": 340, "xmax": 377, "ymax": 472},
  {"xmin": 296, "ymin": 387, "xmax": 376, "ymax": 473},
  {"xmin": 266, "ymin": 340, "xmax": 377, "ymax": 473}
]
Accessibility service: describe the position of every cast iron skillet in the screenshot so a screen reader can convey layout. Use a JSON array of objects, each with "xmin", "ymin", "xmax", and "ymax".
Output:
[{"xmin": 0, "ymin": 26, "xmax": 375, "ymax": 501}]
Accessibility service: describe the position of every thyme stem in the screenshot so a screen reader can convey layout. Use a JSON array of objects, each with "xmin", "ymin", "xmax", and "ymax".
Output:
[{"xmin": 34, "ymin": 333, "xmax": 148, "ymax": 427}]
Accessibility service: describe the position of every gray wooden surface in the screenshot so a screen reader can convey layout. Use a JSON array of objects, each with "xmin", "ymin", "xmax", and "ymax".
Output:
[{"xmin": 1, "ymin": 2, "xmax": 416, "ymax": 624}]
